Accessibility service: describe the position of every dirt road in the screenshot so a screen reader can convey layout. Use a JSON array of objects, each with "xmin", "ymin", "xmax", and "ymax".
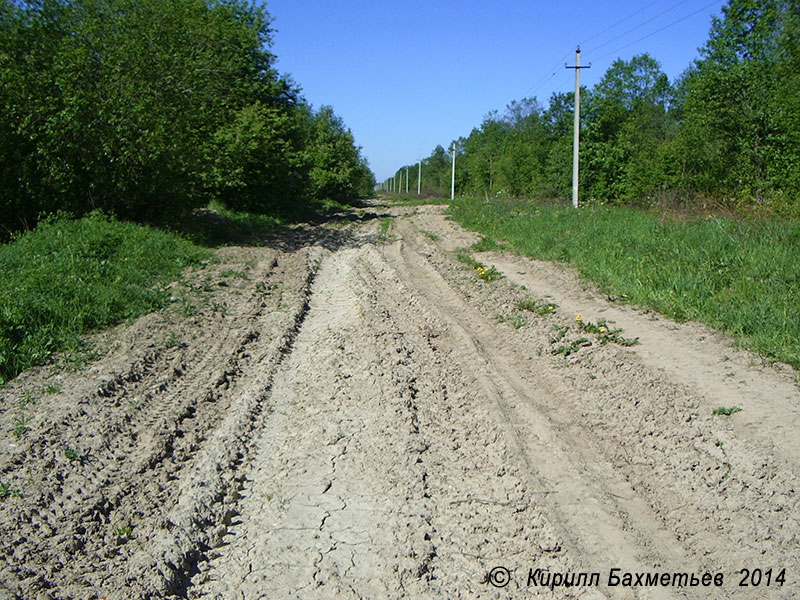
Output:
[{"xmin": 2, "ymin": 201, "xmax": 799, "ymax": 599}]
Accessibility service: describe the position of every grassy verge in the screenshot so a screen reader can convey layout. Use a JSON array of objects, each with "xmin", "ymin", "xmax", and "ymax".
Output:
[
  {"xmin": 449, "ymin": 197, "xmax": 800, "ymax": 369},
  {"xmin": 0, "ymin": 212, "xmax": 211, "ymax": 383}
]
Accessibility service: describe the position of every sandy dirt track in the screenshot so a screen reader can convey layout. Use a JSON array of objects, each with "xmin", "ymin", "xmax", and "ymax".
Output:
[{"xmin": 1, "ymin": 201, "xmax": 799, "ymax": 599}]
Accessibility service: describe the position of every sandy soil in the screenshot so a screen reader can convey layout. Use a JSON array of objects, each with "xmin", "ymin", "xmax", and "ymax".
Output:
[{"xmin": 1, "ymin": 201, "xmax": 798, "ymax": 599}]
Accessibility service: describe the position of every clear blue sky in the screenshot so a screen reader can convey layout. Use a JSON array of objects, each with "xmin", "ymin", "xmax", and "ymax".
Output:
[{"xmin": 264, "ymin": 0, "xmax": 727, "ymax": 182}]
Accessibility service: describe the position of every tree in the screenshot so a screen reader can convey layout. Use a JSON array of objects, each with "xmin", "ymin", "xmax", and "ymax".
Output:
[
  {"xmin": 206, "ymin": 101, "xmax": 308, "ymax": 212},
  {"xmin": 419, "ymin": 145, "xmax": 451, "ymax": 196},
  {"xmin": 306, "ymin": 106, "xmax": 371, "ymax": 203},
  {"xmin": 461, "ymin": 114, "xmax": 509, "ymax": 197},
  {"xmin": 670, "ymin": 0, "xmax": 799, "ymax": 208},
  {"xmin": 582, "ymin": 54, "xmax": 674, "ymax": 204},
  {"xmin": 0, "ymin": 0, "xmax": 372, "ymax": 230},
  {"xmin": 397, "ymin": 0, "xmax": 799, "ymax": 212}
]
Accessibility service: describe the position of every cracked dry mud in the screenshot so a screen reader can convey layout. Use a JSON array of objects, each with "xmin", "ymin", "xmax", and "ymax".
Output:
[{"xmin": 1, "ymin": 201, "xmax": 799, "ymax": 599}]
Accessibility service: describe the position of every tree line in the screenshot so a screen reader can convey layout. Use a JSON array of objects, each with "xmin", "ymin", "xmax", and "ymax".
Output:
[
  {"xmin": 393, "ymin": 0, "xmax": 799, "ymax": 216},
  {"xmin": 0, "ymin": 0, "xmax": 374, "ymax": 234}
]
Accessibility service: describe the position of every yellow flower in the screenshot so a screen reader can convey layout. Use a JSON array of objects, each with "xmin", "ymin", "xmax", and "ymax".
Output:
[
  {"xmin": 599, "ymin": 327, "xmax": 606, "ymax": 333},
  {"xmin": 575, "ymin": 313, "xmax": 582, "ymax": 322}
]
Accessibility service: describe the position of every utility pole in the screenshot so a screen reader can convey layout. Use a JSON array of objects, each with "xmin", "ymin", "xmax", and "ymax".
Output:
[
  {"xmin": 450, "ymin": 143, "xmax": 456, "ymax": 201},
  {"xmin": 566, "ymin": 46, "xmax": 590, "ymax": 209},
  {"xmin": 405, "ymin": 167, "xmax": 409, "ymax": 194},
  {"xmin": 417, "ymin": 156, "xmax": 421, "ymax": 196}
]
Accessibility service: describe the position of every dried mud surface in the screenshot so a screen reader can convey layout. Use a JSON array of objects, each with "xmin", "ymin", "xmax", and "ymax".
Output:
[{"xmin": 1, "ymin": 201, "xmax": 798, "ymax": 599}]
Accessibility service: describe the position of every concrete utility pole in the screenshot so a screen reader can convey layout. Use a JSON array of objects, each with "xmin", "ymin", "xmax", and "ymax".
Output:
[
  {"xmin": 566, "ymin": 46, "xmax": 590, "ymax": 209},
  {"xmin": 405, "ymin": 167, "xmax": 409, "ymax": 194},
  {"xmin": 417, "ymin": 156, "xmax": 422, "ymax": 195},
  {"xmin": 450, "ymin": 143, "xmax": 456, "ymax": 201}
]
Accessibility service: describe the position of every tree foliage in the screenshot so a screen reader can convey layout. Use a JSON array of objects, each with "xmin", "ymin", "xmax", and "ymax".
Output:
[
  {"xmin": 0, "ymin": 0, "xmax": 373, "ymax": 233},
  {"xmin": 305, "ymin": 106, "xmax": 374, "ymax": 204}
]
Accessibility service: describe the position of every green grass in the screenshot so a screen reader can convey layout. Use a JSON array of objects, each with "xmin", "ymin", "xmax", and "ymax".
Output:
[
  {"xmin": 12, "ymin": 415, "xmax": 31, "ymax": 439},
  {"xmin": 455, "ymin": 251, "xmax": 503, "ymax": 282},
  {"xmin": 379, "ymin": 217, "xmax": 392, "ymax": 238},
  {"xmin": 449, "ymin": 197, "xmax": 800, "ymax": 368},
  {"xmin": 577, "ymin": 317, "xmax": 639, "ymax": 347},
  {"xmin": 63, "ymin": 447, "xmax": 83, "ymax": 462},
  {"xmin": 552, "ymin": 337, "xmax": 591, "ymax": 356},
  {"xmin": 493, "ymin": 313, "xmax": 526, "ymax": 329},
  {"xmin": 713, "ymin": 406, "xmax": 743, "ymax": 416},
  {"xmin": 0, "ymin": 212, "xmax": 211, "ymax": 384},
  {"xmin": 516, "ymin": 297, "xmax": 558, "ymax": 316}
]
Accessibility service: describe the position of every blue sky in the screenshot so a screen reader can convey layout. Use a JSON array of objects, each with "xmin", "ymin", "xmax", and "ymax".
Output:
[{"xmin": 265, "ymin": 0, "xmax": 727, "ymax": 181}]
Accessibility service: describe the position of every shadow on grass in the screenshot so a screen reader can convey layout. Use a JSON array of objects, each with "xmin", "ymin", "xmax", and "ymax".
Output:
[{"xmin": 165, "ymin": 197, "xmax": 392, "ymax": 254}]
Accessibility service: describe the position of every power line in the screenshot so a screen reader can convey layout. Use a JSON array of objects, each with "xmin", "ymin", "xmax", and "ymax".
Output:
[
  {"xmin": 579, "ymin": 0, "xmax": 661, "ymax": 47},
  {"xmin": 555, "ymin": 72, "xmax": 573, "ymax": 92},
  {"xmin": 520, "ymin": 49, "xmax": 574, "ymax": 100},
  {"xmin": 591, "ymin": 0, "xmax": 726, "ymax": 63},
  {"xmin": 522, "ymin": 0, "xmax": 701, "ymax": 102},
  {"xmin": 584, "ymin": 0, "xmax": 692, "ymax": 56},
  {"xmin": 519, "ymin": 0, "xmax": 724, "ymax": 113}
]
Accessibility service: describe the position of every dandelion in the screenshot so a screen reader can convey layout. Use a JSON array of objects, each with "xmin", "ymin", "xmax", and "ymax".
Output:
[
  {"xmin": 575, "ymin": 313, "xmax": 582, "ymax": 322},
  {"xmin": 599, "ymin": 327, "xmax": 606, "ymax": 333}
]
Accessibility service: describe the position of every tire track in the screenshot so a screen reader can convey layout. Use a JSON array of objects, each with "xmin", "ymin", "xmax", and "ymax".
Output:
[
  {"xmin": 384, "ymin": 221, "xmax": 690, "ymax": 599},
  {"xmin": 192, "ymin": 229, "xmax": 610, "ymax": 598},
  {"xmin": 4, "ymin": 203, "xmax": 798, "ymax": 599},
  {"xmin": 0, "ymin": 247, "xmax": 324, "ymax": 599}
]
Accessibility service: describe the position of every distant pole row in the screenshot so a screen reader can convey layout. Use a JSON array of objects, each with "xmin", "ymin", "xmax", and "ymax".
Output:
[
  {"xmin": 378, "ymin": 156, "xmax": 425, "ymax": 195},
  {"xmin": 379, "ymin": 46, "xmax": 586, "ymax": 207},
  {"xmin": 380, "ymin": 148, "xmax": 457, "ymax": 200}
]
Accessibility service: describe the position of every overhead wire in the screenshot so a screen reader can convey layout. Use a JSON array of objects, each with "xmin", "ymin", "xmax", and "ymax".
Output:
[
  {"xmin": 578, "ymin": 0, "xmax": 661, "ymax": 47},
  {"xmin": 518, "ymin": 0, "xmax": 725, "ymax": 103},
  {"xmin": 590, "ymin": 0, "xmax": 727, "ymax": 63},
  {"xmin": 583, "ymin": 0, "xmax": 692, "ymax": 55},
  {"xmin": 519, "ymin": 49, "xmax": 575, "ymax": 100},
  {"xmin": 522, "ymin": 0, "xmax": 693, "ymax": 100}
]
